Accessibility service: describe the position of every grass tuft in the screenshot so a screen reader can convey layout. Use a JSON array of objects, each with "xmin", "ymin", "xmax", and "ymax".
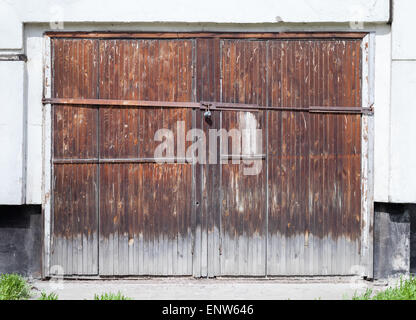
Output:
[
  {"xmin": 353, "ymin": 276, "xmax": 416, "ymax": 300},
  {"xmin": 0, "ymin": 274, "xmax": 31, "ymax": 300},
  {"xmin": 38, "ymin": 291, "xmax": 59, "ymax": 300},
  {"xmin": 94, "ymin": 291, "xmax": 131, "ymax": 300}
]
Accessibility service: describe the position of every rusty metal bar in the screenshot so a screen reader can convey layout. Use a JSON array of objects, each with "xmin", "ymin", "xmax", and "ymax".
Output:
[
  {"xmin": 53, "ymin": 157, "xmax": 190, "ymax": 164},
  {"xmin": 220, "ymin": 154, "xmax": 266, "ymax": 160},
  {"xmin": 43, "ymin": 98, "xmax": 201, "ymax": 108},
  {"xmin": 201, "ymin": 101, "xmax": 259, "ymax": 110},
  {"xmin": 43, "ymin": 98, "xmax": 373, "ymax": 114}
]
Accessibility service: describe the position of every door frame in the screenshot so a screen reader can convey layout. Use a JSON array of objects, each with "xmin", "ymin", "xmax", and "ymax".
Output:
[
  {"xmin": 360, "ymin": 33, "xmax": 375, "ymax": 279},
  {"xmin": 41, "ymin": 31, "xmax": 374, "ymax": 278}
]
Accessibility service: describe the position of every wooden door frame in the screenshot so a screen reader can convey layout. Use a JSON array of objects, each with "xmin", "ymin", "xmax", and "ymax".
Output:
[{"xmin": 41, "ymin": 31, "xmax": 374, "ymax": 279}]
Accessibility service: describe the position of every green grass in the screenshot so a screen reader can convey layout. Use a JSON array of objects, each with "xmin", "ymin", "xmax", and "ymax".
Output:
[
  {"xmin": 0, "ymin": 274, "xmax": 31, "ymax": 300},
  {"xmin": 353, "ymin": 276, "xmax": 416, "ymax": 300},
  {"xmin": 38, "ymin": 291, "xmax": 59, "ymax": 300},
  {"xmin": 94, "ymin": 291, "xmax": 131, "ymax": 300}
]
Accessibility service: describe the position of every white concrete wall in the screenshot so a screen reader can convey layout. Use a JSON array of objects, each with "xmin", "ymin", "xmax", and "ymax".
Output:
[
  {"xmin": 390, "ymin": 62, "xmax": 416, "ymax": 202},
  {"xmin": 0, "ymin": 1, "xmax": 22, "ymax": 49},
  {"xmin": 25, "ymin": 28, "xmax": 43, "ymax": 204},
  {"xmin": 0, "ymin": 0, "xmax": 390, "ymax": 49},
  {"xmin": 389, "ymin": 0, "xmax": 416, "ymax": 202}
]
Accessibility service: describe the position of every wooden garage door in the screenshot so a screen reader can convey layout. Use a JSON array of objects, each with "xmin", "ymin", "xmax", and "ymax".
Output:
[{"xmin": 50, "ymin": 34, "xmax": 364, "ymax": 276}]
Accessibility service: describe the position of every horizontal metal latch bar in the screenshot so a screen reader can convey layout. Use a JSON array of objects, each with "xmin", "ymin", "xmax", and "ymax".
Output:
[
  {"xmin": 43, "ymin": 98, "xmax": 373, "ymax": 114},
  {"xmin": 43, "ymin": 98, "xmax": 200, "ymax": 108},
  {"xmin": 200, "ymin": 101, "xmax": 260, "ymax": 110},
  {"xmin": 309, "ymin": 105, "xmax": 374, "ymax": 115},
  {"xmin": 220, "ymin": 154, "xmax": 266, "ymax": 160},
  {"xmin": 0, "ymin": 54, "xmax": 27, "ymax": 62},
  {"xmin": 53, "ymin": 158, "xmax": 190, "ymax": 164},
  {"xmin": 53, "ymin": 156, "xmax": 267, "ymax": 164}
]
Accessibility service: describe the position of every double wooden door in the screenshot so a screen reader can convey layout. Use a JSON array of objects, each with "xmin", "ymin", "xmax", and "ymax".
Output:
[{"xmin": 50, "ymin": 34, "xmax": 363, "ymax": 276}]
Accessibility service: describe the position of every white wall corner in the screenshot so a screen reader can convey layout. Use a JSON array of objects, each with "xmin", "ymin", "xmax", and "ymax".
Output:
[
  {"xmin": 389, "ymin": 61, "xmax": 416, "ymax": 203},
  {"xmin": 1, "ymin": 0, "xmax": 391, "ymax": 48},
  {"xmin": 0, "ymin": 61, "xmax": 25, "ymax": 204},
  {"xmin": 25, "ymin": 29, "xmax": 44, "ymax": 204},
  {"xmin": 8, "ymin": 0, "xmax": 392, "ymax": 27}
]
